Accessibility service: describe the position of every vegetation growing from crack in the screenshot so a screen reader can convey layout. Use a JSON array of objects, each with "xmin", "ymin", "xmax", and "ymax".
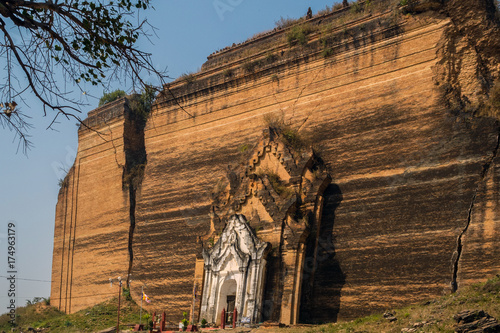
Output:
[
  {"xmin": 122, "ymin": 87, "xmax": 155, "ymax": 191},
  {"xmin": 223, "ymin": 69, "xmax": 233, "ymax": 78},
  {"xmin": 122, "ymin": 86, "xmax": 155, "ymax": 288},
  {"xmin": 128, "ymin": 85, "xmax": 156, "ymax": 131}
]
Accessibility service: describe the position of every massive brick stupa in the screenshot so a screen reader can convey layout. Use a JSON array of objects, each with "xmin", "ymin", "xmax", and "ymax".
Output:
[{"xmin": 51, "ymin": 0, "xmax": 500, "ymax": 325}]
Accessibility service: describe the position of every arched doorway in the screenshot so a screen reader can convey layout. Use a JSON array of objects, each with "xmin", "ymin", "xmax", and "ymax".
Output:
[{"xmin": 216, "ymin": 279, "xmax": 237, "ymax": 325}]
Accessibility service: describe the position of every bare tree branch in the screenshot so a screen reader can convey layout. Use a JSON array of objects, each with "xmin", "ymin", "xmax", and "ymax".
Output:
[{"xmin": 0, "ymin": 0, "xmax": 169, "ymax": 152}]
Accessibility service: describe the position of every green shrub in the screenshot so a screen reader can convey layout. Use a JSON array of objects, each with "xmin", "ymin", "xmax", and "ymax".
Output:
[
  {"xmin": 263, "ymin": 113, "xmax": 285, "ymax": 131},
  {"xmin": 128, "ymin": 85, "xmax": 156, "ymax": 128},
  {"xmin": 238, "ymin": 144, "xmax": 250, "ymax": 153},
  {"xmin": 98, "ymin": 89, "xmax": 126, "ymax": 107},
  {"xmin": 201, "ymin": 318, "xmax": 207, "ymax": 328},
  {"xmin": 322, "ymin": 47, "xmax": 334, "ymax": 58},
  {"xmin": 287, "ymin": 24, "xmax": 313, "ymax": 46},
  {"xmin": 181, "ymin": 312, "xmax": 189, "ymax": 329},
  {"xmin": 263, "ymin": 113, "xmax": 312, "ymax": 152},
  {"xmin": 350, "ymin": 1, "xmax": 362, "ymax": 13}
]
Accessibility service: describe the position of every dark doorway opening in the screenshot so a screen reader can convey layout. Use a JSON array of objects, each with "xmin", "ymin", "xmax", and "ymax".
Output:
[{"xmin": 226, "ymin": 295, "xmax": 235, "ymax": 324}]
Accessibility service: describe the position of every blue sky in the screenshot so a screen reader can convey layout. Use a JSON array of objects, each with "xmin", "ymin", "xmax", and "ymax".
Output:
[{"xmin": 0, "ymin": 0, "xmax": 339, "ymax": 312}]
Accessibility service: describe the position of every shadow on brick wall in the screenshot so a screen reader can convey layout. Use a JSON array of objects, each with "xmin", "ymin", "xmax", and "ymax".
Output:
[{"xmin": 300, "ymin": 183, "xmax": 345, "ymax": 324}]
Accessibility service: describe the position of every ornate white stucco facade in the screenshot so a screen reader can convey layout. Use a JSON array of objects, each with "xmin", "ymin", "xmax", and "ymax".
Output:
[{"xmin": 199, "ymin": 214, "xmax": 270, "ymax": 325}]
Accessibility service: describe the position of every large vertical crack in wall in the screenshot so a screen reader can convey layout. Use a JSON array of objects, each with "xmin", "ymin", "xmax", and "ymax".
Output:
[
  {"xmin": 122, "ymin": 96, "xmax": 149, "ymax": 288},
  {"xmin": 451, "ymin": 126, "xmax": 500, "ymax": 292}
]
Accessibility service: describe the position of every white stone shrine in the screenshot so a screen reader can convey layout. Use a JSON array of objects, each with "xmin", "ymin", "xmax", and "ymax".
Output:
[{"xmin": 199, "ymin": 214, "xmax": 270, "ymax": 325}]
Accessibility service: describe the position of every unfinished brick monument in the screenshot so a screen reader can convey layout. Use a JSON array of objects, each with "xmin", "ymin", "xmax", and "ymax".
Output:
[
  {"xmin": 195, "ymin": 129, "xmax": 330, "ymax": 325},
  {"xmin": 51, "ymin": 0, "xmax": 500, "ymax": 325}
]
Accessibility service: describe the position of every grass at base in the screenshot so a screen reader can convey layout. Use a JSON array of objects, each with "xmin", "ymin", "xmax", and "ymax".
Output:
[
  {"xmin": 0, "ymin": 297, "xmax": 146, "ymax": 333},
  {"xmin": 252, "ymin": 274, "xmax": 500, "ymax": 333},
  {"xmin": 0, "ymin": 274, "xmax": 498, "ymax": 332}
]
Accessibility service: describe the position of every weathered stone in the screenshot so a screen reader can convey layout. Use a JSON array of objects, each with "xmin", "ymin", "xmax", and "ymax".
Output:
[
  {"xmin": 401, "ymin": 328, "xmax": 417, "ymax": 333},
  {"xmin": 454, "ymin": 310, "xmax": 500, "ymax": 333},
  {"xmin": 383, "ymin": 311, "xmax": 397, "ymax": 322}
]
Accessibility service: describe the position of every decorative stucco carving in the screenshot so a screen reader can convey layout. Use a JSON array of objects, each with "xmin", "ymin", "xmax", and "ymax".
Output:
[
  {"xmin": 200, "ymin": 214, "xmax": 270, "ymax": 324},
  {"xmin": 198, "ymin": 127, "xmax": 331, "ymax": 325}
]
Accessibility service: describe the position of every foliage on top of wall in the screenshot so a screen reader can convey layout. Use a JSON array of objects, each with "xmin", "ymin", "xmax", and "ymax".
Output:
[
  {"xmin": 128, "ymin": 85, "xmax": 156, "ymax": 130},
  {"xmin": 181, "ymin": 72, "xmax": 197, "ymax": 84},
  {"xmin": 98, "ymin": 89, "xmax": 126, "ymax": 107}
]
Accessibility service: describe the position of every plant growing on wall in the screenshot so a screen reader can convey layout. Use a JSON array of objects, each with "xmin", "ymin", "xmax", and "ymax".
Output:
[
  {"xmin": 256, "ymin": 168, "xmax": 294, "ymax": 199},
  {"xmin": 58, "ymin": 177, "xmax": 69, "ymax": 189},
  {"xmin": 287, "ymin": 24, "xmax": 314, "ymax": 46},
  {"xmin": 242, "ymin": 61, "xmax": 258, "ymax": 73},
  {"xmin": 263, "ymin": 113, "xmax": 311, "ymax": 152},
  {"xmin": 98, "ymin": 90, "xmax": 126, "ymax": 107},
  {"xmin": 181, "ymin": 73, "xmax": 197, "ymax": 84},
  {"xmin": 223, "ymin": 69, "xmax": 233, "ymax": 78}
]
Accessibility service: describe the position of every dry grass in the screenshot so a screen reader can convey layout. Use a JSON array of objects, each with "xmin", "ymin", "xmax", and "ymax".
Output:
[
  {"xmin": 248, "ymin": 274, "xmax": 500, "ymax": 333},
  {"xmin": 0, "ymin": 297, "xmax": 145, "ymax": 333}
]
